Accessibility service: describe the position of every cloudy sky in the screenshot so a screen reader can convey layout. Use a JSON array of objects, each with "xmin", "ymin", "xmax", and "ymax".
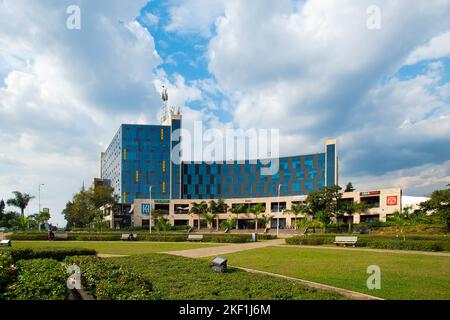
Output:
[{"xmin": 1, "ymin": 0, "xmax": 449, "ymax": 227}]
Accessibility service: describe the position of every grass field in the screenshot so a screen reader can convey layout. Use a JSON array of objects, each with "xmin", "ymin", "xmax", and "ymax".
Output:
[
  {"xmin": 11, "ymin": 241, "xmax": 223, "ymax": 255},
  {"xmin": 220, "ymin": 246, "xmax": 450, "ymax": 300},
  {"xmin": 111, "ymin": 253, "xmax": 347, "ymax": 300}
]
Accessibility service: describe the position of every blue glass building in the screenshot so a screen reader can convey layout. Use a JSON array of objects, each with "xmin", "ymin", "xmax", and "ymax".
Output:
[{"xmin": 101, "ymin": 115, "xmax": 338, "ymax": 204}]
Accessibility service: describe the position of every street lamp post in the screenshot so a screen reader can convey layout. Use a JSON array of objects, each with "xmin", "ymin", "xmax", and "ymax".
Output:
[
  {"xmin": 277, "ymin": 184, "xmax": 283, "ymax": 237},
  {"xmin": 38, "ymin": 184, "xmax": 44, "ymax": 214},
  {"xmin": 149, "ymin": 186, "xmax": 153, "ymax": 234}
]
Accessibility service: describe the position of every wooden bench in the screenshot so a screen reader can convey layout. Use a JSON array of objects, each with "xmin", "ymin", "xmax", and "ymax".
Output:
[
  {"xmin": 121, "ymin": 233, "xmax": 138, "ymax": 241},
  {"xmin": 187, "ymin": 234, "xmax": 203, "ymax": 241},
  {"xmin": 334, "ymin": 236, "xmax": 358, "ymax": 247},
  {"xmin": 54, "ymin": 233, "xmax": 68, "ymax": 240}
]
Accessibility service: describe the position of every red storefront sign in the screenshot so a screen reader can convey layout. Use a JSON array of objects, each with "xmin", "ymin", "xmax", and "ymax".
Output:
[{"xmin": 386, "ymin": 196, "xmax": 398, "ymax": 206}]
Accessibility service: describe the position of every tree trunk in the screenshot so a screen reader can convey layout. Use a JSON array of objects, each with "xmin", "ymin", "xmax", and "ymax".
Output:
[
  {"xmin": 198, "ymin": 216, "xmax": 201, "ymax": 231},
  {"xmin": 21, "ymin": 208, "xmax": 24, "ymax": 218},
  {"xmin": 236, "ymin": 215, "xmax": 239, "ymax": 230},
  {"xmin": 216, "ymin": 217, "xmax": 219, "ymax": 231},
  {"xmin": 348, "ymin": 216, "xmax": 352, "ymax": 233},
  {"xmin": 255, "ymin": 217, "xmax": 258, "ymax": 231}
]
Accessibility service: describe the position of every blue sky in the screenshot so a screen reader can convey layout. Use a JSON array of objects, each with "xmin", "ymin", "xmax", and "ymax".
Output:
[{"xmin": 0, "ymin": 0, "xmax": 449, "ymax": 227}]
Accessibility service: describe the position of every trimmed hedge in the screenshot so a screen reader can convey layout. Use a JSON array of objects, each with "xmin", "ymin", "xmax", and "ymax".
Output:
[
  {"xmin": 71, "ymin": 234, "xmax": 121, "ymax": 241},
  {"xmin": 285, "ymin": 235, "xmax": 447, "ymax": 252},
  {"xmin": 4, "ymin": 259, "xmax": 68, "ymax": 300},
  {"xmin": 0, "ymin": 247, "xmax": 97, "ymax": 262},
  {"xmin": 6, "ymin": 233, "xmax": 50, "ymax": 241},
  {"xmin": 0, "ymin": 254, "xmax": 15, "ymax": 296},
  {"xmin": 65, "ymin": 256, "xmax": 158, "ymax": 300}
]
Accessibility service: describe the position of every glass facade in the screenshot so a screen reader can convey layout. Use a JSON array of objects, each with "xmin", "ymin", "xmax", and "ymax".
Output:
[
  {"xmin": 181, "ymin": 154, "xmax": 326, "ymax": 199},
  {"xmin": 101, "ymin": 116, "xmax": 338, "ymax": 203}
]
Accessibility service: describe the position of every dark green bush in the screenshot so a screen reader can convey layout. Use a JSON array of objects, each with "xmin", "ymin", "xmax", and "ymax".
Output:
[
  {"xmin": 0, "ymin": 254, "xmax": 16, "ymax": 296},
  {"xmin": 0, "ymin": 247, "xmax": 96, "ymax": 262},
  {"xmin": 6, "ymin": 233, "xmax": 49, "ymax": 241},
  {"xmin": 65, "ymin": 256, "xmax": 158, "ymax": 300},
  {"xmin": 139, "ymin": 234, "xmax": 188, "ymax": 242},
  {"xmin": 4, "ymin": 259, "xmax": 68, "ymax": 300},
  {"xmin": 72, "ymin": 234, "xmax": 121, "ymax": 241},
  {"xmin": 202, "ymin": 234, "xmax": 251, "ymax": 243},
  {"xmin": 285, "ymin": 235, "xmax": 447, "ymax": 252}
]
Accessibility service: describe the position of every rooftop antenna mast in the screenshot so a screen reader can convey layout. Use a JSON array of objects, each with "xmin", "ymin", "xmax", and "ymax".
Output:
[{"xmin": 160, "ymin": 84, "xmax": 169, "ymax": 123}]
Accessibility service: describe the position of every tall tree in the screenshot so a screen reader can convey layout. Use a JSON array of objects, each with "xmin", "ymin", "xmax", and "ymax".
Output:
[
  {"xmin": 230, "ymin": 204, "xmax": 247, "ymax": 230},
  {"xmin": 420, "ymin": 188, "xmax": 450, "ymax": 232},
  {"xmin": 344, "ymin": 182, "xmax": 355, "ymax": 192},
  {"xmin": 284, "ymin": 203, "xmax": 308, "ymax": 229},
  {"xmin": 340, "ymin": 201, "xmax": 368, "ymax": 233},
  {"xmin": 247, "ymin": 203, "xmax": 266, "ymax": 231},
  {"xmin": 209, "ymin": 200, "xmax": 228, "ymax": 231},
  {"xmin": 7, "ymin": 191, "xmax": 35, "ymax": 218},
  {"xmin": 36, "ymin": 211, "xmax": 51, "ymax": 231},
  {"xmin": 0, "ymin": 199, "xmax": 5, "ymax": 221},
  {"xmin": 189, "ymin": 201, "xmax": 208, "ymax": 231}
]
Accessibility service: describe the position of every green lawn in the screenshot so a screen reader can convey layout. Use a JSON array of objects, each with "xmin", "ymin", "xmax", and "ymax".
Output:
[
  {"xmin": 11, "ymin": 241, "xmax": 223, "ymax": 255},
  {"xmin": 111, "ymin": 253, "xmax": 347, "ymax": 300},
  {"xmin": 220, "ymin": 246, "xmax": 450, "ymax": 300}
]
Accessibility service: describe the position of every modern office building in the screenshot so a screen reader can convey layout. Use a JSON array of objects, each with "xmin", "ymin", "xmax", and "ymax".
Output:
[{"xmin": 101, "ymin": 114, "xmax": 402, "ymax": 229}]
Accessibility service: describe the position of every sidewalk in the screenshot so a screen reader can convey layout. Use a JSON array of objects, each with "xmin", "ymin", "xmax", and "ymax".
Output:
[{"xmin": 162, "ymin": 239, "xmax": 285, "ymax": 258}]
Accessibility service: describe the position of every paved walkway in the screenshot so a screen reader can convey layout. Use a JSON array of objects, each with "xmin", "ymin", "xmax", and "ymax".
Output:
[
  {"xmin": 276, "ymin": 244, "xmax": 450, "ymax": 257},
  {"xmin": 162, "ymin": 239, "xmax": 285, "ymax": 258}
]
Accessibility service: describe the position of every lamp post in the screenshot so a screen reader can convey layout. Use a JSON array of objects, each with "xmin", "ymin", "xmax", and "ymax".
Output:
[
  {"xmin": 277, "ymin": 184, "xmax": 283, "ymax": 237},
  {"xmin": 38, "ymin": 184, "xmax": 44, "ymax": 214},
  {"xmin": 149, "ymin": 185, "xmax": 153, "ymax": 234}
]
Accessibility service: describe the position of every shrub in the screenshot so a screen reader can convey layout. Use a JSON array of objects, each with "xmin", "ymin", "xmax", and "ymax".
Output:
[
  {"xmin": 72, "ymin": 234, "xmax": 121, "ymax": 241},
  {"xmin": 202, "ymin": 234, "xmax": 252, "ymax": 243},
  {"xmin": 64, "ymin": 256, "xmax": 158, "ymax": 300},
  {"xmin": 138, "ymin": 234, "xmax": 187, "ymax": 242},
  {"xmin": 0, "ymin": 254, "xmax": 16, "ymax": 296},
  {"xmin": 4, "ymin": 259, "xmax": 68, "ymax": 300},
  {"xmin": 0, "ymin": 247, "xmax": 96, "ymax": 262},
  {"xmin": 6, "ymin": 233, "xmax": 49, "ymax": 241}
]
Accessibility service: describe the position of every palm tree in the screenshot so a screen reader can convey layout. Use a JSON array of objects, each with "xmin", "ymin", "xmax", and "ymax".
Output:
[
  {"xmin": 230, "ymin": 204, "xmax": 246, "ymax": 230},
  {"xmin": 37, "ymin": 211, "xmax": 51, "ymax": 231},
  {"xmin": 13, "ymin": 215, "xmax": 32, "ymax": 231},
  {"xmin": 284, "ymin": 203, "xmax": 307, "ymax": 229},
  {"xmin": 391, "ymin": 210, "xmax": 408, "ymax": 241},
  {"xmin": 7, "ymin": 191, "xmax": 35, "ymax": 218},
  {"xmin": 248, "ymin": 204, "xmax": 266, "ymax": 231},
  {"xmin": 190, "ymin": 202, "xmax": 208, "ymax": 231},
  {"xmin": 209, "ymin": 200, "xmax": 229, "ymax": 231},
  {"xmin": 220, "ymin": 218, "xmax": 236, "ymax": 233},
  {"xmin": 258, "ymin": 214, "xmax": 272, "ymax": 233},
  {"xmin": 296, "ymin": 218, "xmax": 311, "ymax": 235},
  {"xmin": 341, "ymin": 201, "xmax": 368, "ymax": 233}
]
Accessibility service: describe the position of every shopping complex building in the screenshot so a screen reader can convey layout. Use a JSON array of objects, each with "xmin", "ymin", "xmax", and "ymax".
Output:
[{"xmin": 100, "ymin": 112, "xmax": 402, "ymax": 230}]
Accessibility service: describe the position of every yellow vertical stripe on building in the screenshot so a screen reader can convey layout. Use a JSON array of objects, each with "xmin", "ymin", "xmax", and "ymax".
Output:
[
  {"xmin": 123, "ymin": 192, "xmax": 127, "ymax": 203},
  {"xmin": 123, "ymin": 148, "xmax": 127, "ymax": 161},
  {"xmin": 136, "ymin": 170, "xmax": 139, "ymax": 183},
  {"xmin": 162, "ymin": 182, "xmax": 166, "ymax": 193},
  {"xmin": 162, "ymin": 160, "xmax": 166, "ymax": 173},
  {"xmin": 161, "ymin": 128, "xmax": 164, "ymax": 140}
]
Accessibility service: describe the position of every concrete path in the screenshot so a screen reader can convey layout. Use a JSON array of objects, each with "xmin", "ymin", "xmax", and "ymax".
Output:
[
  {"xmin": 276, "ymin": 244, "xmax": 450, "ymax": 257},
  {"xmin": 97, "ymin": 253, "xmax": 128, "ymax": 258},
  {"xmin": 162, "ymin": 239, "xmax": 285, "ymax": 258},
  {"xmin": 234, "ymin": 266, "xmax": 383, "ymax": 300}
]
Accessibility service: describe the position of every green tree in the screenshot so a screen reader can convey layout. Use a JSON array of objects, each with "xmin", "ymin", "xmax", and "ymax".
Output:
[
  {"xmin": 0, "ymin": 200, "xmax": 5, "ymax": 221},
  {"xmin": 63, "ymin": 185, "xmax": 117, "ymax": 229},
  {"xmin": 190, "ymin": 201, "xmax": 208, "ymax": 231},
  {"xmin": 220, "ymin": 218, "xmax": 236, "ymax": 233},
  {"xmin": 12, "ymin": 215, "xmax": 33, "ymax": 231},
  {"xmin": 247, "ymin": 204, "xmax": 266, "ymax": 231},
  {"xmin": 230, "ymin": 204, "xmax": 246, "ymax": 230},
  {"xmin": 391, "ymin": 210, "xmax": 408, "ymax": 241},
  {"xmin": 209, "ymin": 200, "xmax": 228, "ymax": 231},
  {"xmin": 284, "ymin": 203, "xmax": 308, "ymax": 229},
  {"xmin": 6, "ymin": 191, "xmax": 35, "ymax": 218},
  {"xmin": 36, "ymin": 211, "xmax": 51, "ymax": 232},
  {"xmin": 420, "ymin": 188, "xmax": 450, "ymax": 231},
  {"xmin": 344, "ymin": 182, "xmax": 355, "ymax": 192},
  {"xmin": 258, "ymin": 214, "xmax": 272, "ymax": 233},
  {"xmin": 340, "ymin": 201, "xmax": 368, "ymax": 233}
]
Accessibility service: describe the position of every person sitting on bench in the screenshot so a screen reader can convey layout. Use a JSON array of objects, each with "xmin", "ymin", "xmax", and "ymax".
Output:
[{"xmin": 127, "ymin": 232, "xmax": 135, "ymax": 241}]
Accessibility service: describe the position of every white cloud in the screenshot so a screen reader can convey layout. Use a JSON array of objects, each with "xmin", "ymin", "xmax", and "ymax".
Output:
[
  {"xmin": 405, "ymin": 31, "xmax": 450, "ymax": 65},
  {"xmin": 165, "ymin": 0, "xmax": 225, "ymax": 37}
]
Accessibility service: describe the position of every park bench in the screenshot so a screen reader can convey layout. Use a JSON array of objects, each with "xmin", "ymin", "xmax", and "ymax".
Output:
[
  {"xmin": 54, "ymin": 233, "xmax": 68, "ymax": 240},
  {"xmin": 187, "ymin": 234, "xmax": 203, "ymax": 241},
  {"xmin": 334, "ymin": 236, "xmax": 358, "ymax": 247},
  {"xmin": 121, "ymin": 233, "xmax": 138, "ymax": 241}
]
